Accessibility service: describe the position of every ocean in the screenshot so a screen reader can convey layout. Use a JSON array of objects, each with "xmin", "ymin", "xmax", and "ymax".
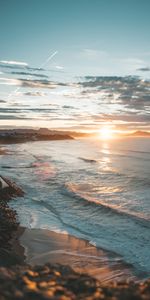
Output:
[{"xmin": 1, "ymin": 137, "xmax": 150, "ymax": 278}]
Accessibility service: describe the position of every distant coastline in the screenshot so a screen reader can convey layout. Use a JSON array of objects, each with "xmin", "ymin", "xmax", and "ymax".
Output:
[
  {"xmin": 0, "ymin": 128, "xmax": 150, "ymax": 144},
  {"xmin": 0, "ymin": 128, "xmax": 74, "ymax": 144},
  {"xmin": 127, "ymin": 130, "xmax": 150, "ymax": 137}
]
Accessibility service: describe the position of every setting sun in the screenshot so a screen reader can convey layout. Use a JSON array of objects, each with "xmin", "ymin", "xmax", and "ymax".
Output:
[{"xmin": 99, "ymin": 126, "xmax": 114, "ymax": 139}]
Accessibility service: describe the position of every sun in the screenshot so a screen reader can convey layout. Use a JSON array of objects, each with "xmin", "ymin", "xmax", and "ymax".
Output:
[{"xmin": 99, "ymin": 126, "xmax": 114, "ymax": 139}]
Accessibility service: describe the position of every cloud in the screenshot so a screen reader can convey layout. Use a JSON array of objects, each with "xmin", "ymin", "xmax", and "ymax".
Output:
[
  {"xmin": 82, "ymin": 49, "xmax": 108, "ymax": 58},
  {"xmin": 10, "ymin": 71, "xmax": 49, "ymax": 78},
  {"xmin": 0, "ymin": 107, "xmax": 60, "ymax": 123},
  {"xmin": 0, "ymin": 77, "xmax": 21, "ymax": 85},
  {"xmin": 0, "ymin": 100, "xmax": 6, "ymax": 103},
  {"xmin": 74, "ymin": 75, "xmax": 150, "ymax": 131},
  {"xmin": 0, "ymin": 114, "xmax": 30, "ymax": 120},
  {"xmin": 92, "ymin": 113, "xmax": 150, "ymax": 123},
  {"xmin": 23, "ymin": 92, "xmax": 47, "ymax": 97},
  {"xmin": 78, "ymin": 76, "xmax": 150, "ymax": 110},
  {"xmin": 0, "ymin": 107, "xmax": 58, "ymax": 113},
  {"xmin": 63, "ymin": 105, "xmax": 75, "ymax": 109},
  {"xmin": 0, "ymin": 60, "xmax": 28, "ymax": 66},
  {"xmin": 0, "ymin": 77, "xmax": 67, "ymax": 89},
  {"xmin": 55, "ymin": 65, "xmax": 64, "ymax": 70},
  {"xmin": 137, "ymin": 67, "xmax": 150, "ymax": 72},
  {"xmin": 0, "ymin": 61, "xmax": 44, "ymax": 72},
  {"xmin": 0, "ymin": 69, "xmax": 150, "ymax": 131},
  {"xmin": 0, "ymin": 59, "xmax": 65, "ymax": 77},
  {"xmin": 86, "ymin": 112, "xmax": 150, "ymax": 131},
  {"xmin": 20, "ymin": 78, "xmax": 67, "ymax": 89}
]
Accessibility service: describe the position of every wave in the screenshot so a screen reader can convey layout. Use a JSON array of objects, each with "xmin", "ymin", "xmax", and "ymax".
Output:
[
  {"xmin": 102, "ymin": 152, "xmax": 150, "ymax": 162},
  {"xmin": 78, "ymin": 157, "xmax": 98, "ymax": 163},
  {"xmin": 88, "ymin": 164, "xmax": 150, "ymax": 188},
  {"xmin": 118, "ymin": 148, "xmax": 150, "ymax": 155},
  {"xmin": 99, "ymin": 149, "xmax": 150, "ymax": 162},
  {"xmin": 1, "ymin": 164, "xmax": 36, "ymax": 169},
  {"xmin": 31, "ymin": 197, "xmax": 93, "ymax": 237},
  {"xmin": 108, "ymin": 169, "xmax": 150, "ymax": 187},
  {"xmin": 63, "ymin": 183, "xmax": 150, "ymax": 229}
]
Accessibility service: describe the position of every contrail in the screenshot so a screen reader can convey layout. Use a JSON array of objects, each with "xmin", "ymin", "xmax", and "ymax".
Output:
[
  {"xmin": 39, "ymin": 51, "xmax": 58, "ymax": 69},
  {"xmin": 5, "ymin": 50, "xmax": 58, "ymax": 100}
]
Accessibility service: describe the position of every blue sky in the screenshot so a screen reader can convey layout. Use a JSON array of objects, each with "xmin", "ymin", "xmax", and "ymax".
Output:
[
  {"xmin": 1, "ymin": 0, "xmax": 150, "ymax": 75},
  {"xmin": 0, "ymin": 0, "xmax": 150, "ymax": 131}
]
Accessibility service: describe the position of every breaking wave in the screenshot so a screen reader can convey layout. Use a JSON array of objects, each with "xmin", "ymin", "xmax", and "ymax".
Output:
[{"xmin": 63, "ymin": 182, "xmax": 150, "ymax": 228}]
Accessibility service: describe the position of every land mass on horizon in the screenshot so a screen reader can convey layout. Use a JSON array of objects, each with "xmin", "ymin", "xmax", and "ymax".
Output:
[
  {"xmin": 127, "ymin": 130, "xmax": 150, "ymax": 137},
  {"xmin": 0, "ymin": 128, "xmax": 150, "ymax": 145},
  {"xmin": 0, "ymin": 128, "xmax": 74, "ymax": 144}
]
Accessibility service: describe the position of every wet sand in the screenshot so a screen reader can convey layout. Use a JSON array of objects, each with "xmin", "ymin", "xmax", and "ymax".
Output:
[
  {"xmin": 1, "ymin": 172, "xmax": 150, "ymax": 299},
  {"xmin": 20, "ymin": 228, "xmax": 136, "ymax": 282}
]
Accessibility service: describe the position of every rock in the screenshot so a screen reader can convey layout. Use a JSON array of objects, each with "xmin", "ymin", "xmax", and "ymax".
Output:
[{"xmin": 0, "ymin": 263, "xmax": 150, "ymax": 299}]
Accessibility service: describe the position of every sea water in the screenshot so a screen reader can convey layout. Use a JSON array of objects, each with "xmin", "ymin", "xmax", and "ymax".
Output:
[{"xmin": 1, "ymin": 137, "xmax": 150, "ymax": 277}]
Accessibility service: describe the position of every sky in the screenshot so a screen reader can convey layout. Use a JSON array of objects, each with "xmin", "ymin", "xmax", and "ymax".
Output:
[{"xmin": 0, "ymin": 0, "xmax": 150, "ymax": 132}]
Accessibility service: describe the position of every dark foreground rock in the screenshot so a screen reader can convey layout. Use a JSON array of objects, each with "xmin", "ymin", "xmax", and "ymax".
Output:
[
  {"xmin": 0, "ymin": 177, "xmax": 24, "ymax": 266},
  {"xmin": 0, "ymin": 263, "xmax": 150, "ymax": 300}
]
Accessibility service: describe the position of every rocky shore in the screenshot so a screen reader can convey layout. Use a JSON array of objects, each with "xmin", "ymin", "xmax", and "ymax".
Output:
[
  {"xmin": 0, "ymin": 177, "xmax": 150, "ymax": 299},
  {"xmin": 0, "ymin": 177, "xmax": 24, "ymax": 266},
  {"xmin": 1, "ymin": 263, "xmax": 150, "ymax": 300},
  {"xmin": 0, "ymin": 129, "xmax": 73, "ymax": 144}
]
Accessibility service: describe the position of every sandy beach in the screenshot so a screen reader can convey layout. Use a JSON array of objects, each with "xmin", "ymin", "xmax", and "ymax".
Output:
[{"xmin": 20, "ymin": 228, "xmax": 136, "ymax": 282}]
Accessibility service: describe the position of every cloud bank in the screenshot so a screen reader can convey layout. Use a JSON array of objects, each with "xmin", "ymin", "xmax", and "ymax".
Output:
[{"xmin": 0, "ymin": 57, "xmax": 150, "ymax": 131}]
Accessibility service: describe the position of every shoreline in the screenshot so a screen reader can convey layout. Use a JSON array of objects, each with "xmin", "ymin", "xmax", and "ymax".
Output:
[
  {"xmin": 20, "ymin": 227, "xmax": 137, "ymax": 283},
  {"xmin": 0, "ymin": 183, "xmax": 25, "ymax": 267},
  {"xmin": 1, "ymin": 176, "xmax": 150, "ymax": 299}
]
